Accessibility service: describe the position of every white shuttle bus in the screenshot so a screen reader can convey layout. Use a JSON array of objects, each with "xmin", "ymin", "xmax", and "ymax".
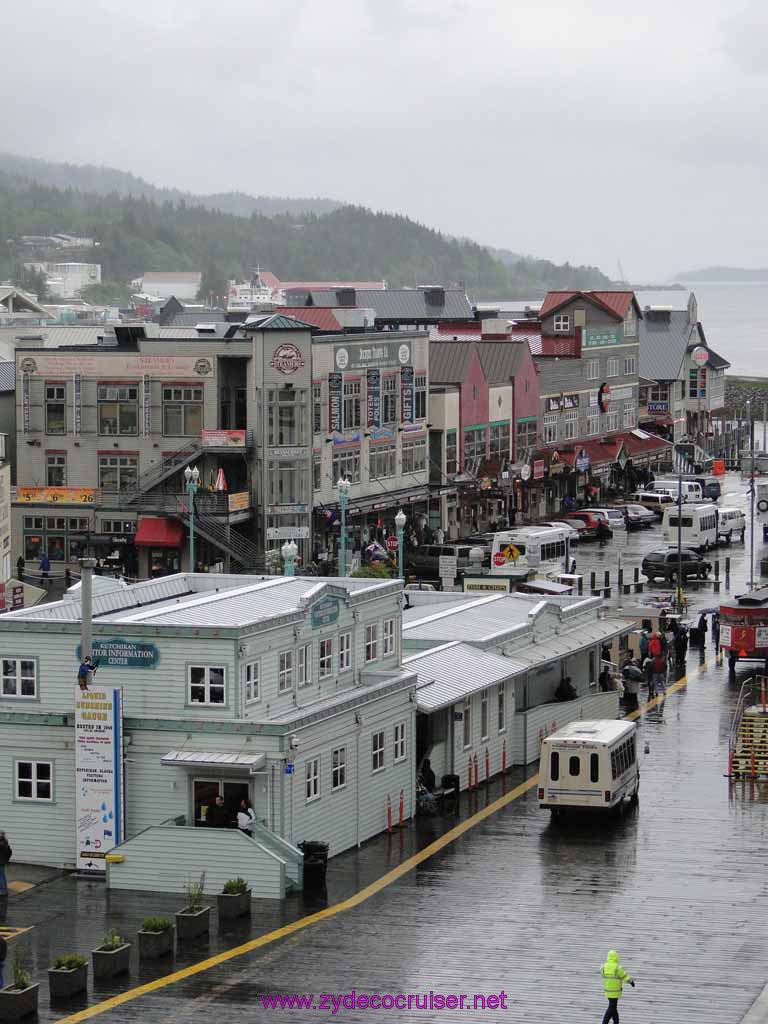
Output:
[
  {"xmin": 662, "ymin": 504, "xmax": 718, "ymax": 551},
  {"xmin": 490, "ymin": 526, "xmax": 569, "ymax": 574},
  {"xmin": 538, "ymin": 720, "xmax": 639, "ymax": 815}
]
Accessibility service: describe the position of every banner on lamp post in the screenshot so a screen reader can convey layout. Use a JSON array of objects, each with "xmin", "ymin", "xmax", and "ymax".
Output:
[{"xmin": 75, "ymin": 686, "xmax": 125, "ymax": 874}]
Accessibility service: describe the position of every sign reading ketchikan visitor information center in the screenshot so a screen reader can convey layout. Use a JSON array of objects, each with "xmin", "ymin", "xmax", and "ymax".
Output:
[{"xmin": 75, "ymin": 686, "xmax": 124, "ymax": 873}]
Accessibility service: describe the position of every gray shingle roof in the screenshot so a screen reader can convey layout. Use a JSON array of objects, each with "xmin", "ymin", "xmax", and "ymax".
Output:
[
  {"xmin": 429, "ymin": 342, "xmax": 474, "ymax": 384},
  {"xmin": 292, "ymin": 288, "xmax": 474, "ymax": 321},
  {"xmin": 163, "ymin": 310, "xmax": 228, "ymax": 327},
  {"xmin": 476, "ymin": 340, "xmax": 528, "ymax": 384},
  {"xmin": 639, "ymin": 310, "xmax": 693, "ymax": 381},
  {"xmin": 429, "ymin": 339, "xmax": 529, "ymax": 386}
]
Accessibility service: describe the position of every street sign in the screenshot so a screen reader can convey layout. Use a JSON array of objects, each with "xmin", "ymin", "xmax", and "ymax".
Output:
[
  {"xmin": 284, "ymin": 763, "xmax": 295, "ymax": 775},
  {"xmin": 386, "ymin": 536, "xmax": 399, "ymax": 552},
  {"xmin": 493, "ymin": 552, "xmax": 506, "ymax": 568},
  {"xmin": 438, "ymin": 556, "xmax": 457, "ymax": 577},
  {"xmin": 692, "ymin": 346, "xmax": 709, "ymax": 364}
]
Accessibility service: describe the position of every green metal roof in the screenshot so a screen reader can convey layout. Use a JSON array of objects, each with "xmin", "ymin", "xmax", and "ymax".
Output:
[{"xmin": 241, "ymin": 313, "xmax": 315, "ymax": 331}]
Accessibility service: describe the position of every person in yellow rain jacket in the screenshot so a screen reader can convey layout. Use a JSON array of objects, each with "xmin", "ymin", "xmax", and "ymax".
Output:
[{"xmin": 600, "ymin": 949, "xmax": 635, "ymax": 1024}]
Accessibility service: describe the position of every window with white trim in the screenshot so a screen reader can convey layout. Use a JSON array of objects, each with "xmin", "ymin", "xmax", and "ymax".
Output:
[
  {"xmin": 99, "ymin": 384, "xmax": 139, "ymax": 436},
  {"xmin": 332, "ymin": 447, "xmax": 361, "ymax": 484},
  {"xmin": 553, "ymin": 314, "xmax": 570, "ymax": 333},
  {"xmin": 188, "ymin": 665, "xmax": 225, "ymax": 705},
  {"xmin": 414, "ymin": 374, "xmax": 427, "ymax": 420},
  {"xmin": 383, "ymin": 618, "xmax": 395, "ymax": 656},
  {"xmin": 623, "ymin": 355, "xmax": 636, "ymax": 376},
  {"xmin": 343, "ymin": 379, "xmax": 361, "ymax": 429},
  {"xmin": 98, "ymin": 455, "xmax": 138, "ymax": 492},
  {"xmin": 15, "ymin": 760, "xmax": 52, "ymax": 801},
  {"xmin": 244, "ymin": 661, "xmax": 260, "ymax": 704},
  {"xmin": 339, "ymin": 631, "xmax": 352, "ymax": 672},
  {"xmin": 498, "ymin": 682, "xmax": 506, "ymax": 733},
  {"xmin": 394, "ymin": 721, "xmax": 406, "ymax": 763},
  {"xmin": 162, "ymin": 386, "xmax": 202, "ymax": 436},
  {"xmin": 372, "ymin": 730, "xmax": 385, "ymax": 772},
  {"xmin": 624, "ymin": 312, "xmax": 638, "ymax": 338},
  {"xmin": 1, "ymin": 659, "xmax": 36, "ymax": 699},
  {"xmin": 45, "ymin": 384, "xmax": 66, "ymax": 434},
  {"xmin": 623, "ymin": 403, "xmax": 637, "ymax": 429},
  {"xmin": 332, "ymin": 747, "xmax": 346, "ymax": 790},
  {"xmin": 46, "ymin": 453, "xmax": 66, "ymax": 487},
  {"xmin": 402, "ymin": 437, "xmax": 426, "ymax": 474},
  {"xmin": 563, "ymin": 409, "xmax": 578, "ymax": 440},
  {"xmin": 382, "ymin": 375, "xmax": 398, "ymax": 424},
  {"xmin": 542, "ymin": 413, "xmax": 558, "ymax": 444},
  {"xmin": 462, "ymin": 697, "xmax": 472, "ymax": 748},
  {"xmin": 369, "ymin": 442, "xmax": 396, "ymax": 480},
  {"xmin": 586, "ymin": 359, "xmax": 599, "ymax": 381},
  {"xmin": 606, "ymin": 358, "xmax": 619, "ymax": 377},
  {"xmin": 278, "ymin": 650, "xmax": 294, "ymax": 693},
  {"xmin": 319, "ymin": 637, "xmax": 334, "ymax": 679},
  {"xmin": 606, "ymin": 409, "xmax": 619, "ymax": 432},
  {"xmin": 365, "ymin": 623, "xmax": 378, "ymax": 663},
  {"xmin": 297, "ymin": 643, "xmax": 312, "ymax": 687},
  {"xmin": 481, "ymin": 689, "xmax": 489, "ymax": 741},
  {"xmin": 305, "ymin": 757, "xmax": 320, "ymax": 801},
  {"xmin": 587, "ymin": 410, "xmax": 600, "ymax": 436}
]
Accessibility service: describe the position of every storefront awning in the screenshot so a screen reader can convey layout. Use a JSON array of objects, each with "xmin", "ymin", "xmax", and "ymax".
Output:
[
  {"xmin": 161, "ymin": 750, "xmax": 266, "ymax": 770},
  {"xmin": 318, "ymin": 485, "xmax": 432, "ymax": 516},
  {"xmin": 134, "ymin": 517, "xmax": 184, "ymax": 548}
]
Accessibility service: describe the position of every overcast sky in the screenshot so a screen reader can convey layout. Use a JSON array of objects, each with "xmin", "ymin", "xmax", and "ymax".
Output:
[{"xmin": 3, "ymin": 0, "xmax": 767, "ymax": 279}]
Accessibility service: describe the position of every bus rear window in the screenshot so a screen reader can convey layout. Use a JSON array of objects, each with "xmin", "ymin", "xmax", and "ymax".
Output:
[
  {"xmin": 590, "ymin": 753, "xmax": 599, "ymax": 783},
  {"xmin": 569, "ymin": 755, "xmax": 580, "ymax": 777},
  {"xmin": 550, "ymin": 751, "xmax": 560, "ymax": 781}
]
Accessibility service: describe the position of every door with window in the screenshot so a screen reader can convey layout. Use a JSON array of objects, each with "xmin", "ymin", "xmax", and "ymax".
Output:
[{"xmin": 193, "ymin": 778, "xmax": 252, "ymax": 827}]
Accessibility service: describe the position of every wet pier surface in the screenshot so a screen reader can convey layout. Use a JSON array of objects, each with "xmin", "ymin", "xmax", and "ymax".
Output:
[{"xmin": 6, "ymin": 472, "xmax": 768, "ymax": 1022}]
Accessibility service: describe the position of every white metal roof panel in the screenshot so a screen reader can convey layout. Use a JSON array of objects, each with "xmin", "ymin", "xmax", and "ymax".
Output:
[
  {"xmin": 406, "ymin": 642, "xmax": 526, "ymax": 712},
  {"xmin": 161, "ymin": 750, "xmax": 265, "ymax": 768},
  {"xmin": 511, "ymin": 620, "xmax": 631, "ymax": 668}
]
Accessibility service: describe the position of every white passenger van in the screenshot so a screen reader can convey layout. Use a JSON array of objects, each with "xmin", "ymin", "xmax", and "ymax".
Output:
[
  {"xmin": 716, "ymin": 507, "xmax": 746, "ymax": 544},
  {"xmin": 627, "ymin": 490, "xmax": 676, "ymax": 516},
  {"xmin": 490, "ymin": 526, "xmax": 569, "ymax": 573},
  {"xmin": 662, "ymin": 504, "xmax": 718, "ymax": 551},
  {"xmin": 652, "ymin": 479, "xmax": 703, "ymax": 503},
  {"xmin": 538, "ymin": 720, "xmax": 639, "ymax": 814}
]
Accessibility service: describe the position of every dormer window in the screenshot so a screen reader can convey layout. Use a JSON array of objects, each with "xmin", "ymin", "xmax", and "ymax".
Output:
[{"xmin": 553, "ymin": 314, "xmax": 570, "ymax": 333}]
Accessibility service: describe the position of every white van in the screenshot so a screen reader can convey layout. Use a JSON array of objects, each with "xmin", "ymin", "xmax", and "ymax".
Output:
[
  {"xmin": 627, "ymin": 490, "xmax": 676, "ymax": 516},
  {"xmin": 652, "ymin": 479, "xmax": 703, "ymax": 503},
  {"xmin": 490, "ymin": 526, "xmax": 569, "ymax": 573},
  {"xmin": 717, "ymin": 507, "xmax": 746, "ymax": 544},
  {"xmin": 538, "ymin": 720, "xmax": 639, "ymax": 814},
  {"xmin": 662, "ymin": 504, "xmax": 719, "ymax": 550}
]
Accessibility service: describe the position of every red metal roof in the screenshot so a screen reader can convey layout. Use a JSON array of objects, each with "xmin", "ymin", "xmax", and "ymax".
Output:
[
  {"xmin": 134, "ymin": 517, "xmax": 184, "ymax": 548},
  {"xmin": 540, "ymin": 430, "xmax": 672, "ymax": 469},
  {"xmin": 280, "ymin": 307, "xmax": 342, "ymax": 331},
  {"xmin": 539, "ymin": 290, "xmax": 635, "ymax": 320}
]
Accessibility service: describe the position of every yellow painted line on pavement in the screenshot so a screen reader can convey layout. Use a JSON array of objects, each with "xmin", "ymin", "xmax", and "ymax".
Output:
[
  {"xmin": 58, "ymin": 659, "xmax": 709, "ymax": 1023},
  {"xmin": 9, "ymin": 880, "xmax": 34, "ymax": 893},
  {"xmin": 0, "ymin": 926, "xmax": 32, "ymax": 939}
]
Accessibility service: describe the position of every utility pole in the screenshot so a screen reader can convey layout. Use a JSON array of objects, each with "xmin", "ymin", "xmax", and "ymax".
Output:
[
  {"xmin": 80, "ymin": 558, "xmax": 96, "ymax": 687},
  {"xmin": 748, "ymin": 400, "xmax": 755, "ymax": 590}
]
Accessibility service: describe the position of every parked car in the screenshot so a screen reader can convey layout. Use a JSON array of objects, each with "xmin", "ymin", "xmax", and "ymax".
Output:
[
  {"xmin": 590, "ymin": 507, "xmax": 627, "ymax": 531},
  {"xmin": 557, "ymin": 516, "xmax": 592, "ymax": 540},
  {"xmin": 613, "ymin": 503, "xmax": 656, "ymax": 529},
  {"xmin": 563, "ymin": 510, "xmax": 608, "ymax": 539},
  {"xmin": 539, "ymin": 521, "xmax": 581, "ymax": 545},
  {"xmin": 641, "ymin": 548, "xmax": 712, "ymax": 582},
  {"xmin": 717, "ymin": 507, "xmax": 746, "ymax": 544}
]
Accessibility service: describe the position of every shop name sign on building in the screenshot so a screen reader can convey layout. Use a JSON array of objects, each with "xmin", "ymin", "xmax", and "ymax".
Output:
[
  {"xmin": 75, "ymin": 686, "xmax": 124, "ymax": 874},
  {"xmin": 583, "ymin": 326, "xmax": 624, "ymax": 349},
  {"xmin": 76, "ymin": 638, "xmax": 159, "ymax": 668},
  {"xmin": 18, "ymin": 353, "xmax": 215, "ymax": 379},
  {"xmin": 334, "ymin": 341, "xmax": 411, "ymax": 371},
  {"xmin": 311, "ymin": 595, "xmax": 341, "ymax": 628}
]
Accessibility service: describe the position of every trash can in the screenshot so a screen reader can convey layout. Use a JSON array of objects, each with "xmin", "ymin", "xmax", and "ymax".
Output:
[{"xmin": 298, "ymin": 841, "xmax": 329, "ymax": 890}]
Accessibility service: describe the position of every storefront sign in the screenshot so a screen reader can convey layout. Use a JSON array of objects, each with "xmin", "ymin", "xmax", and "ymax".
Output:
[
  {"xmin": 648, "ymin": 402, "xmax": 669, "ymax": 413},
  {"xmin": 22, "ymin": 373, "xmax": 30, "ymax": 434},
  {"xmin": 369, "ymin": 428, "xmax": 395, "ymax": 441},
  {"xmin": 720, "ymin": 624, "xmax": 732, "ymax": 647},
  {"xmin": 521, "ymin": 464, "xmax": 531, "ymax": 481},
  {"xmin": 18, "ymin": 353, "xmax": 215, "ymax": 378},
  {"xmin": 76, "ymin": 638, "xmax": 159, "ymax": 668},
  {"xmin": 16, "ymin": 487, "xmax": 97, "ymax": 505},
  {"xmin": 11, "ymin": 584, "xmax": 23, "ymax": 610},
  {"xmin": 267, "ymin": 526, "xmax": 310, "ymax": 540},
  {"xmin": 75, "ymin": 686, "xmax": 125, "ymax": 874},
  {"xmin": 400, "ymin": 365, "xmax": 414, "ymax": 424},
  {"xmin": 269, "ymin": 446, "xmax": 308, "ymax": 460},
  {"xmin": 311, "ymin": 595, "xmax": 341, "ymax": 628},
  {"xmin": 202, "ymin": 429, "xmax": 246, "ymax": 448},
  {"xmin": 73, "ymin": 373, "xmax": 82, "ymax": 435},
  {"xmin": 533, "ymin": 460, "xmax": 545, "ymax": 480},
  {"xmin": 366, "ymin": 368, "xmax": 381, "ymax": 428},
  {"xmin": 334, "ymin": 341, "xmax": 411, "ymax": 371},
  {"xmin": 756, "ymin": 627, "xmax": 768, "ymax": 647},
  {"xmin": 270, "ymin": 343, "xmax": 305, "ymax": 375},
  {"xmin": 463, "ymin": 576, "xmax": 511, "ymax": 594},
  {"xmin": 328, "ymin": 372, "xmax": 343, "ymax": 433},
  {"xmin": 562, "ymin": 393, "xmax": 580, "ymax": 410},
  {"xmin": 546, "ymin": 396, "xmax": 562, "ymax": 412},
  {"xmin": 583, "ymin": 326, "xmax": 624, "ymax": 349},
  {"xmin": 268, "ymin": 504, "xmax": 308, "ymax": 514},
  {"xmin": 227, "ymin": 491, "xmax": 250, "ymax": 512},
  {"xmin": 575, "ymin": 449, "xmax": 591, "ymax": 472}
]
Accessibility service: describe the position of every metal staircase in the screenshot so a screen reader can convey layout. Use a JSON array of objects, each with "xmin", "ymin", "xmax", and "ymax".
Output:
[
  {"xmin": 728, "ymin": 676, "xmax": 768, "ymax": 778},
  {"xmin": 176, "ymin": 501, "xmax": 266, "ymax": 572},
  {"xmin": 131, "ymin": 441, "xmax": 203, "ymax": 497}
]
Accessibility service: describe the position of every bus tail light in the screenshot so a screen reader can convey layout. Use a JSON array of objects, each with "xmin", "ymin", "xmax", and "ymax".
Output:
[
  {"xmin": 604, "ymin": 790, "xmax": 611, "ymax": 802},
  {"xmin": 538, "ymin": 788, "xmax": 544, "ymax": 799}
]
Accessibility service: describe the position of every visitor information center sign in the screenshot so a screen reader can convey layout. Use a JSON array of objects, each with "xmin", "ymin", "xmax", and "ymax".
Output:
[{"xmin": 75, "ymin": 686, "xmax": 125, "ymax": 874}]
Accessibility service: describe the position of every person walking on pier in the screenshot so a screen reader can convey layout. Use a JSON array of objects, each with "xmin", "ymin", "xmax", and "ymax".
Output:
[{"xmin": 599, "ymin": 949, "xmax": 634, "ymax": 1023}]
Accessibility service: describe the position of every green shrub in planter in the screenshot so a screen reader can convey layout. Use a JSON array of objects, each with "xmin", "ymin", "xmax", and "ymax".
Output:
[
  {"xmin": 176, "ymin": 874, "xmax": 210, "ymax": 941},
  {"xmin": 49, "ymin": 954, "xmax": 88, "ymax": 1001},
  {"xmin": 217, "ymin": 877, "xmax": 251, "ymax": 921},
  {"xmin": 138, "ymin": 918, "xmax": 175, "ymax": 960},
  {"xmin": 91, "ymin": 929, "xmax": 131, "ymax": 981},
  {"xmin": 0, "ymin": 947, "xmax": 39, "ymax": 1021}
]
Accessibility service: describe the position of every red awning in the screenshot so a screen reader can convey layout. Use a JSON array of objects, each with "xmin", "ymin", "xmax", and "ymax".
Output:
[{"xmin": 134, "ymin": 517, "xmax": 184, "ymax": 548}]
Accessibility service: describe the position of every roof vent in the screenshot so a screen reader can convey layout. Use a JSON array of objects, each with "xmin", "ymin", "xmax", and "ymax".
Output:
[
  {"xmin": 195, "ymin": 324, "xmax": 218, "ymax": 334},
  {"xmin": 335, "ymin": 288, "xmax": 356, "ymax": 307},
  {"xmin": 424, "ymin": 287, "xmax": 445, "ymax": 307}
]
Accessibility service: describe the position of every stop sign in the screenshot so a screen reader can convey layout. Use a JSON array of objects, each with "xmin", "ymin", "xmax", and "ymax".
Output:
[
  {"xmin": 493, "ymin": 552, "xmax": 506, "ymax": 567},
  {"xmin": 386, "ymin": 536, "xmax": 399, "ymax": 552}
]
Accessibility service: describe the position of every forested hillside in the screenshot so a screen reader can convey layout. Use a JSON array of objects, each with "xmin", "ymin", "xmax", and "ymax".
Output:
[{"xmin": 0, "ymin": 162, "xmax": 613, "ymax": 300}]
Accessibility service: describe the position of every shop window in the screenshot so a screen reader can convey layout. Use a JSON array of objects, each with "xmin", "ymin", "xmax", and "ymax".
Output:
[
  {"xmin": 100, "ymin": 520, "xmax": 135, "ymax": 535},
  {"xmin": 542, "ymin": 414, "xmax": 557, "ymax": 444},
  {"xmin": 402, "ymin": 437, "xmax": 426, "ymax": 474},
  {"xmin": 516, "ymin": 420, "xmax": 536, "ymax": 451},
  {"xmin": 382, "ymin": 375, "xmax": 398, "ymax": 424},
  {"xmin": 372, "ymin": 731, "xmax": 385, "ymax": 772},
  {"xmin": 365, "ymin": 623, "xmax": 378, "ymax": 663},
  {"xmin": 339, "ymin": 631, "xmax": 352, "ymax": 672},
  {"xmin": 268, "ymin": 387, "xmax": 308, "ymax": 446},
  {"xmin": 46, "ymin": 453, "xmax": 66, "ymax": 487},
  {"xmin": 24, "ymin": 535, "xmax": 43, "ymax": 560},
  {"xmin": 268, "ymin": 461, "xmax": 306, "ymax": 505},
  {"xmin": 318, "ymin": 637, "xmax": 333, "ymax": 679},
  {"xmin": 45, "ymin": 384, "xmax": 66, "ymax": 434},
  {"xmin": 563, "ymin": 410, "xmax": 578, "ymax": 440},
  {"xmin": 244, "ymin": 661, "xmax": 260, "ymax": 704},
  {"xmin": 414, "ymin": 374, "xmax": 427, "ymax": 420},
  {"xmin": 305, "ymin": 757, "xmax": 320, "ymax": 801},
  {"xmin": 463, "ymin": 428, "xmax": 486, "ymax": 461},
  {"xmin": 394, "ymin": 721, "xmax": 407, "ymax": 763},
  {"xmin": 343, "ymin": 379, "xmax": 361, "ymax": 429},
  {"xmin": 332, "ymin": 747, "xmax": 346, "ymax": 790},
  {"xmin": 278, "ymin": 650, "xmax": 294, "ymax": 693},
  {"xmin": 98, "ymin": 384, "xmax": 139, "ymax": 435},
  {"xmin": 2, "ymin": 658, "xmax": 36, "ymax": 699},
  {"xmin": 163, "ymin": 386, "xmax": 202, "ymax": 436},
  {"xmin": 489, "ymin": 424, "xmax": 511, "ymax": 462},
  {"xmin": 481, "ymin": 689, "xmax": 489, "ymax": 740},
  {"xmin": 462, "ymin": 697, "xmax": 472, "ymax": 748},
  {"xmin": 188, "ymin": 665, "xmax": 225, "ymax": 705},
  {"xmin": 332, "ymin": 447, "xmax": 360, "ymax": 484},
  {"xmin": 370, "ymin": 442, "xmax": 396, "ymax": 480},
  {"xmin": 15, "ymin": 760, "xmax": 52, "ymax": 801},
  {"xmin": 98, "ymin": 455, "xmax": 138, "ymax": 492}
]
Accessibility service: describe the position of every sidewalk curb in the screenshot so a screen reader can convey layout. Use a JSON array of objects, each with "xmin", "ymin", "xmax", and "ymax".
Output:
[{"xmin": 742, "ymin": 983, "xmax": 768, "ymax": 1023}]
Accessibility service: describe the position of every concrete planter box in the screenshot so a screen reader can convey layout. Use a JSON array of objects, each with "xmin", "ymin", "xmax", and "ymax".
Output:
[
  {"xmin": 138, "ymin": 927, "xmax": 175, "ymax": 960},
  {"xmin": 91, "ymin": 943, "xmax": 131, "ymax": 980},
  {"xmin": 175, "ymin": 906, "xmax": 210, "ymax": 941},
  {"xmin": 217, "ymin": 891, "xmax": 251, "ymax": 921},
  {"xmin": 0, "ymin": 984, "xmax": 40, "ymax": 1021},
  {"xmin": 48, "ymin": 964, "xmax": 88, "ymax": 1000}
]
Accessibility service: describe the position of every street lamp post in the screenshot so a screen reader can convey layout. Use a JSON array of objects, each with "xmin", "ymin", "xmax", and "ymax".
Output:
[
  {"xmin": 748, "ymin": 400, "xmax": 755, "ymax": 590},
  {"xmin": 282, "ymin": 539, "xmax": 298, "ymax": 577},
  {"xmin": 676, "ymin": 460, "xmax": 684, "ymax": 611},
  {"xmin": 184, "ymin": 465, "xmax": 200, "ymax": 571},
  {"xmin": 395, "ymin": 509, "xmax": 406, "ymax": 579},
  {"xmin": 337, "ymin": 477, "xmax": 351, "ymax": 577}
]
